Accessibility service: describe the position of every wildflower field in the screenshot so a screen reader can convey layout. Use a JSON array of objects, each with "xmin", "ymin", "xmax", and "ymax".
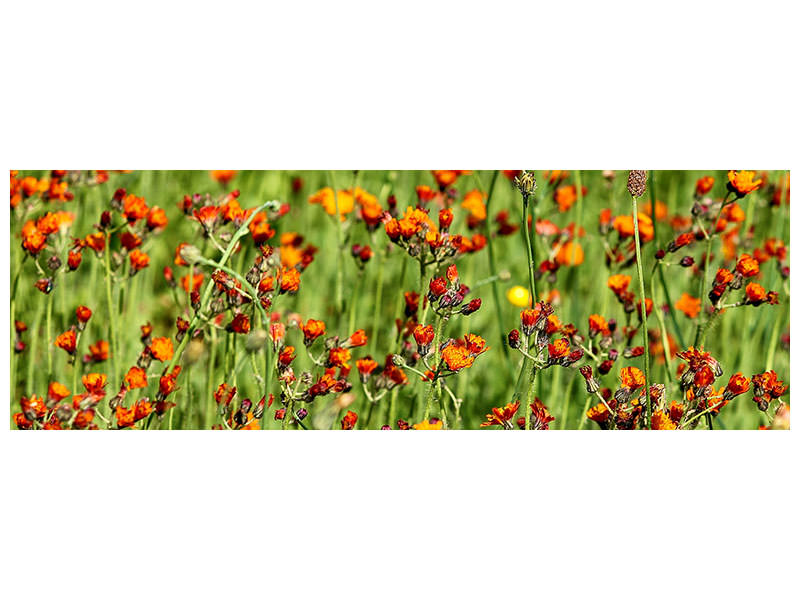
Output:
[{"xmin": 9, "ymin": 169, "xmax": 790, "ymax": 430}]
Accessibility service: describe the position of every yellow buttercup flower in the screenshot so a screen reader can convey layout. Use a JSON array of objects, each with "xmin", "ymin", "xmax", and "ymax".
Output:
[{"xmin": 506, "ymin": 285, "xmax": 530, "ymax": 307}]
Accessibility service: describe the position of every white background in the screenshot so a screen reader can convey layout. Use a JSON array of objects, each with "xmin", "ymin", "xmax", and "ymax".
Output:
[{"xmin": 1, "ymin": 1, "xmax": 798, "ymax": 599}]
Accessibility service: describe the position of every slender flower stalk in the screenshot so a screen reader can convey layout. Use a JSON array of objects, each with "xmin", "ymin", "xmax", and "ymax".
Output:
[
  {"xmin": 695, "ymin": 192, "xmax": 732, "ymax": 348},
  {"xmin": 422, "ymin": 315, "xmax": 446, "ymax": 425},
  {"xmin": 628, "ymin": 170, "xmax": 651, "ymax": 428},
  {"xmin": 103, "ymin": 233, "xmax": 120, "ymax": 390}
]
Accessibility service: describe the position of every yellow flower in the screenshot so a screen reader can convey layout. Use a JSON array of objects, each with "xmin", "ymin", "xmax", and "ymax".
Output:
[
  {"xmin": 506, "ymin": 285, "xmax": 530, "ymax": 307},
  {"xmin": 412, "ymin": 419, "xmax": 444, "ymax": 430}
]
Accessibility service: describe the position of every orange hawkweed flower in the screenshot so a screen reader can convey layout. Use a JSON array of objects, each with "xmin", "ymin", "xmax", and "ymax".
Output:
[
  {"xmin": 356, "ymin": 357, "xmax": 378, "ymax": 379},
  {"xmin": 441, "ymin": 344, "xmax": 474, "ymax": 371},
  {"xmin": 308, "ymin": 187, "xmax": 355, "ymax": 220},
  {"xmin": 328, "ymin": 347, "xmax": 351, "ymax": 369},
  {"xmin": 586, "ymin": 402, "xmax": 611, "ymax": 424},
  {"xmin": 210, "ymin": 170, "xmax": 238, "ymax": 185},
  {"xmin": 21, "ymin": 221, "xmax": 47, "ymax": 255},
  {"xmin": 735, "ymin": 254, "xmax": 759, "ymax": 278},
  {"xmin": 724, "ymin": 373, "xmax": 750, "ymax": 401},
  {"xmin": 249, "ymin": 212, "xmax": 276, "ymax": 244},
  {"xmin": 588, "ymin": 314, "xmax": 610, "ymax": 337},
  {"xmin": 82, "ymin": 373, "xmax": 107, "ymax": 396},
  {"xmin": 122, "ymin": 194, "xmax": 149, "ymax": 223},
  {"xmin": 278, "ymin": 346, "xmax": 296, "ymax": 367},
  {"xmin": 554, "ymin": 241, "xmax": 584, "ymax": 266},
  {"xmin": 727, "ymin": 170, "xmax": 763, "ymax": 197},
  {"xmin": 84, "ymin": 232, "xmax": 106, "ymax": 254},
  {"xmin": 76, "ymin": 305, "xmax": 92, "ymax": 323},
  {"xmin": 461, "ymin": 190, "xmax": 487, "ymax": 221},
  {"xmin": 181, "ymin": 273, "xmax": 204, "ymax": 293},
  {"xmin": 620, "ymin": 366, "xmax": 645, "ymax": 390},
  {"xmin": 193, "ymin": 205, "xmax": 220, "ymax": 229},
  {"xmin": 341, "ymin": 410, "xmax": 358, "ymax": 430},
  {"xmin": 744, "ymin": 282, "xmax": 767, "ymax": 305},
  {"xmin": 48, "ymin": 381, "xmax": 70, "ymax": 403},
  {"xmin": 480, "ymin": 401, "xmax": 520, "ymax": 428},
  {"xmin": 125, "ymin": 366, "xmax": 148, "ymax": 389},
  {"xmin": 87, "ymin": 340, "xmax": 109, "ymax": 362},
  {"xmin": 55, "ymin": 330, "xmax": 77, "ymax": 354},
  {"xmin": 149, "ymin": 337, "xmax": 174, "ymax": 362},
  {"xmin": 129, "ymin": 249, "xmax": 150, "ymax": 273},
  {"xmin": 279, "ymin": 267, "xmax": 301, "ymax": 293},
  {"xmin": 547, "ymin": 338, "xmax": 570, "ymax": 360},
  {"xmin": 651, "ymin": 410, "xmax": 677, "ymax": 430},
  {"xmin": 346, "ymin": 329, "xmax": 368, "ymax": 348},
  {"xmin": 21, "ymin": 395, "xmax": 47, "ymax": 420},
  {"xmin": 612, "ymin": 212, "xmax": 654, "ymax": 242},
  {"xmin": 301, "ymin": 319, "xmax": 326, "ymax": 344},
  {"xmin": 695, "ymin": 176, "xmax": 715, "ymax": 196},
  {"xmin": 607, "ymin": 274, "xmax": 632, "ymax": 296},
  {"xmin": 147, "ymin": 206, "xmax": 168, "ymax": 229},
  {"xmin": 229, "ymin": 313, "xmax": 250, "ymax": 334},
  {"xmin": 554, "ymin": 184, "xmax": 586, "ymax": 212},
  {"xmin": 674, "ymin": 293, "xmax": 701, "ymax": 318},
  {"xmin": 158, "ymin": 366, "xmax": 182, "ymax": 398}
]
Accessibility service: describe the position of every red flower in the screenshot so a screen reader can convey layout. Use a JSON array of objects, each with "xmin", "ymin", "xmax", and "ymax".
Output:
[{"xmin": 341, "ymin": 410, "xmax": 358, "ymax": 430}]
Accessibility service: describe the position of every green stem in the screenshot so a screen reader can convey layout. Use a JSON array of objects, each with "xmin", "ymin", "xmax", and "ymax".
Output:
[
  {"xmin": 422, "ymin": 316, "xmax": 445, "ymax": 422},
  {"xmin": 45, "ymin": 288, "xmax": 54, "ymax": 385},
  {"xmin": 524, "ymin": 364, "xmax": 538, "ymax": 430},
  {"xmin": 631, "ymin": 195, "xmax": 651, "ymax": 429},
  {"xmin": 328, "ymin": 170, "xmax": 345, "ymax": 316},
  {"xmin": 694, "ymin": 194, "xmax": 729, "ymax": 347},
  {"xmin": 369, "ymin": 246, "xmax": 387, "ymax": 357},
  {"xmin": 482, "ymin": 170, "xmax": 515, "ymax": 380},
  {"xmin": 521, "ymin": 196, "xmax": 538, "ymax": 305},
  {"xmin": 103, "ymin": 235, "xmax": 120, "ymax": 390}
]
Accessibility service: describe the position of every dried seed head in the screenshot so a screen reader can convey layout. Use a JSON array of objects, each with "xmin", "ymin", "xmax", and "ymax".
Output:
[
  {"xmin": 626, "ymin": 170, "xmax": 648, "ymax": 198},
  {"xmin": 514, "ymin": 170, "xmax": 537, "ymax": 199},
  {"xmin": 179, "ymin": 244, "xmax": 204, "ymax": 266}
]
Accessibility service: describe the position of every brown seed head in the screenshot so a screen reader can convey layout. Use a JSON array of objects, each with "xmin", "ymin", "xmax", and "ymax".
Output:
[{"xmin": 627, "ymin": 170, "xmax": 648, "ymax": 198}]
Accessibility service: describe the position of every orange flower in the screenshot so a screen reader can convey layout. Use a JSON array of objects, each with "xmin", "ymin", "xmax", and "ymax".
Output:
[
  {"xmin": 346, "ymin": 329, "xmax": 368, "ymax": 348},
  {"xmin": 724, "ymin": 373, "xmax": 750, "ymax": 400},
  {"xmin": 308, "ymin": 187, "xmax": 355, "ymax": 220},
  {"xmin": 341, "ymin": 410, "xmax": 358, "ymax": 430},
  {"xmin": 210, "ymin": 170, "xmax": 237, "ymax": 185},
  {"xmin": 55, "ymin": 330, "xmax": 77, "ymax": 354},
  {"xmin": 651, "ymin": 410, "xmax": 677, "ymax": 430},
  {"xmin": 76, "ymin": 305, "xmax": 93, "ymax": 323},
  {"xmin": 612, "ymin": 212, "xmax": 654, "ymax": 241},
  {"xmin": 125, "ymin": 366, "xmax": 148, "ymax": 389},
  {"xmin": 674, "ymin": 293, "xmax": 701, "ymax": 318},
  {"xmin": 480, "ymin": 401, "xmax": 520, "ymax": 428},
  {"xmin": 84, "ymin": 232, "xmax": 106, "ymax": 254},
  {"xmin": 432, "ymin": 170, "xmax": 468, "ymax": 189},
  {"xmin": 727, "ymin": 170, "xmax": 763, "ymax": 197},
  {"xmin": 301, "ymin": 319, "xmax": 326, "ymax": 343},
  {"xmin": 620, "ymin": 366, "xmax": 645, "ymax": 390},
  {"xmin": 193, "ymin": 205, "xmax": 220, "ymax": 229},
  {"xmin": 21, "ymin": 221, "xmax": 47, "ymax": 255},
  {"xmin": 588, "ymin": 314, "xmax": 610, "ymax": 337},
  {"xmin": 147, "ymin": 206, "xmax": 168, "ymax": 229},
  {"xmin": 735, "ymin": 254, "xmax": 759, "ymax": 278},
  {"xmin": 586, "ymin": 402, "xmax": 611, "ymax": 424},
  {"xmin": 149, "ymin": 337, "xmax": 174, "ymax": 362},
  {"xmin": 607, "ymin": 274, "xmax": 632, "ymax": 296},
  {"xmin": 356, "ymin": 358, "xmax": 378, "ymax": 378},
  {"xmin": 744, "ymin": 282, "xmax": 767, "ymax": 305},
  {"xmin": 441, "ymin": 344, "xmax": 474, "ymax": 371},
  {"xmin": 181, "ymin": 273, "xmax": 204, "ymax": 293},
  {"xmin": 279, "ymin": 267, "xmax": 301, "ymax": 293},
  {"xmin": 48, "ymin": 381, "xmax": 70, "ymax": 403},
  {"xmin": 129, "ymin": 248, "xmax": 150, "ymax": 273},
  {"xmin": 413, "ymin": 324, "xmax": 435, "ymax": 347},
  {"xmin": 643, "ymin": 200, "xmax": 668, "ymax": 221},
  {"xmin": 87, "ymin": 340, "xmax": 109, "ymax": 362},
  {"xmin": 547, "ymin": 338, "xmax": 570, "ymax": 360},
  {"xmin": 328, "ymin": 347, "xmax": 351, "ymax": 369},
  {"xmin": 123, "ymin": 194, "xmax": 149, "ymax": 223},
  {"xmin": 695, "ymin": 176, "xmax": 715, "ymax": 196},
  {"xmin": 249, "ymin": 212, "xmax": 276, "ymax": 244},
  {"xmin": 82, "ymin": 373, "xmax": 107, "ymax": 396},
  {"xmin": 461, "ymin": 190, "xmax": 487, "ymax": 221},
  {"xmin": 553, "ymin": 184, "xmax": 587, "ymax": 212},
  {"xmin": 554, "ymin": 240, "xmax": 584, "ymax": 266}
]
